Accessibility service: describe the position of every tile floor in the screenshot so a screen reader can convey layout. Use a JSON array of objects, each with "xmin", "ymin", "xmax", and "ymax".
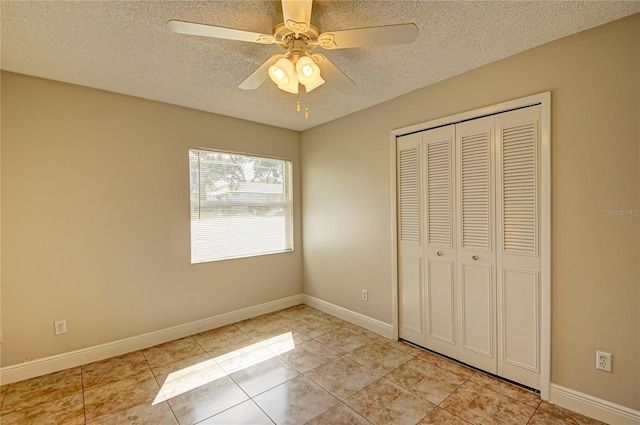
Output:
[{"xmin": 0, "ymin": 305, "xmax": 606, "ymax": 425}]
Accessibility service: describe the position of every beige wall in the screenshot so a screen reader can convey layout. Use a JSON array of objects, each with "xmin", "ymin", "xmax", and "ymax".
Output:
[
  {"xmin": 1, "ymin": 73, "xmax": 302, "ymax": 367},
  {"xmin": 301, "ymin": 14, "xmax": 640, "ymax": 410}
]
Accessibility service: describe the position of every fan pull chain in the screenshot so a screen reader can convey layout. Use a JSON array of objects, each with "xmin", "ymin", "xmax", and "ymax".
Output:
[{"xmin": 296, "ymin": 100, "xmax": 309, "ymax": 119}]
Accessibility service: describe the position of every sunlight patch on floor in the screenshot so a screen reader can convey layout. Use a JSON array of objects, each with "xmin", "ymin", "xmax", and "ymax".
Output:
[{"xmin": 153, "ymin": 331, "xmax": 295, "ymax": 404}]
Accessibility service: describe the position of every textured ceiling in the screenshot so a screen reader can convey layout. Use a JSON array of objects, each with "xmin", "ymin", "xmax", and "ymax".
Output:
[{"xmin": 2, "ymin": 1, "xmax": 639, "ymax": 131}]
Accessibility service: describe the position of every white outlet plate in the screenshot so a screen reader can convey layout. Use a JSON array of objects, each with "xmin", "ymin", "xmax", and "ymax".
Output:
[
  {"xmin": 362, "ymin": 289, "xmax": 368, "ymax": 301},
  {"xmin": 54, "ymin": 320, "xmax": 67, "ymax": 335},
  {"xmin": 596, "ymin": 350, "xmax": 612, "ymax": 372}
]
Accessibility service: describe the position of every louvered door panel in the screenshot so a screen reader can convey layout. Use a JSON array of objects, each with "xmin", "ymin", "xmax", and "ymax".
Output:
[
  {"xmin": 496, "ymin": 105, "xmax": 542, "ymax": 390},
  {"xmin": 456, "ymin": 116, "xmax": 496, "ymax": 373},
  {"xmin": 460, "ymin": 131, "xmax": 491, "ymax": 251},
  {"xmin": 397, "ymin": 133, "xmax": 426, "ymax": 347},
  {"xmin": 399, "ymin": 146, "xmax": 420, "ymax": 245},
  {"xmin": 427, "ymin": 140, "xmax": 453, "ymax": 247},
  {"xmin": 423, "ymin": 125, "xmax": 457, "ymax": 358},
  {"xmin": 501, "ymin": 123, "xmax": 537, "ymax": 255}
]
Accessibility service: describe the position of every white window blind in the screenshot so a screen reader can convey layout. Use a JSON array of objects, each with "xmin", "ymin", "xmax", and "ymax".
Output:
[{"xmin": 189, "ymin": 149, "xmax": 293, "ymax": 263}]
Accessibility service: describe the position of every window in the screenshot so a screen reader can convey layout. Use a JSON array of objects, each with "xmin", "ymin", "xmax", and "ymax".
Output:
[{"xmin": 189, "ymin": 149, "xmax": 293, "ymax": 263}]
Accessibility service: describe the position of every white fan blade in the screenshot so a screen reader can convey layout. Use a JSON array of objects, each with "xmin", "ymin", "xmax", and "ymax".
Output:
[
  {"xmin": 281, "ymin": 0, "xmax": 312, "ymax": 36},
  {"xmin": 167, "ymin": 20, "xmax": 275, "ymax": 44},
  {"xmin": 318, "ymin": 23, "xmax": 418, "ymax": 50},
  {"xmin": 239, "ymin": 54, "xmax": 285, "ymax": 90},
  {"xmin": 312, "ymin": 53, "xmax": 355, "ymax": 91}
]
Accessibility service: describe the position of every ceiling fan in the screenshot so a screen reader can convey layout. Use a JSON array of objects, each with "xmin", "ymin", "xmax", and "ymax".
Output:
[{"xmin": 167, "ymin": 0, "xmax": 419, "ymax": 95}]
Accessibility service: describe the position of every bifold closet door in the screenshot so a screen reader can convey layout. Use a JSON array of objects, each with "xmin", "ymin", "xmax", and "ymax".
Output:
[
  {"xmin": 423, "ymin": 125, "xmax": 457, "ymax": 358},
  {"xmin": 397, "ymin": 132, "xmax": 426, "ymax": 347},
  {"xmin": 456, "ymin": 115, "xmax": 497, "ymax": 374},
  {"xmin": 397, "ymin": 104, "xmax": 542, "ymax": 390},
  {"xmin": 496, "ymin": 105, "xmax": 541, "ymax": 389}
]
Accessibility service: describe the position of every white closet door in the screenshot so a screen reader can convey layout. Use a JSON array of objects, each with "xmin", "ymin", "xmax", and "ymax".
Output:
[
  {"xmin": 496, "ymin": 106, "xmax": 541, "ymax": 389},
  {"xmin": 423, "ymin": 125, "xmax": 457, "ymax": 358},
  {"xmin": 397, "ymin": 133, "xmax": 426, "ymax": 346},
  {"xmin": 456, "ymin": 116, "xmax": 497, "ymax": 374}
]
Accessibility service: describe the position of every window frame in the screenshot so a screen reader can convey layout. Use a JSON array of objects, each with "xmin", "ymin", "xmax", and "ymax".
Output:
[{"xmin": 189, "ymin": 147, "xmax": 294, "ymax": 264}]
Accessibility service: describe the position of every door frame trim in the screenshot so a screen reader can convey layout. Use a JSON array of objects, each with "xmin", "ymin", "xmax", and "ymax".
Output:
[{"xmin": 389, "ymin": 92, "xmax": 551, "ymax": 400}]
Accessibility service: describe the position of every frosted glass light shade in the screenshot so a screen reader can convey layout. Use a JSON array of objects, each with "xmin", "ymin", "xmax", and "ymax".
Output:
[
  {"xmin": 268, "ymin": 57, "xmax": 298, "ymax": 94},
  {"xmin": 296, "ymin": 55, "xmax": 324, "ymax": 92},
  {"xmin": 269, "ymin": 58, "xmax": 293, "ymax": 85}
]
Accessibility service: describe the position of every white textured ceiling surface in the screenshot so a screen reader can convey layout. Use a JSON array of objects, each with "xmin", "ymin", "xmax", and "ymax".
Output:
[{"xmin": 2, "ymin": 1, "xmax": 639, "ymax": 131}]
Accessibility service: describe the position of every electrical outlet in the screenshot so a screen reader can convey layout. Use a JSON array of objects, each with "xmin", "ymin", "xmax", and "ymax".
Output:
[
  {"xmin": 54, "ymin": 320, "xmax": 67, "ymax": 336},
  {"xmin": 0, "ymin": 326, "xmax": 3, "ymax": 343},
  {"xmin": 362, "ymin": 289, "xmax": 368, "ymax": 301},
  {"xmin": 596, "ymin": 350, "xmax": 612, "ymax": 372}
]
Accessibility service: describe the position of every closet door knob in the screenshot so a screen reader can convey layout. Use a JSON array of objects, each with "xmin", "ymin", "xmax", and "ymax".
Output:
[
  {"xmin": 437, "ymin": 251, "xmax": 443, "ymax": 256},
  {"xmin": 472, "ymin": 255, "xmax": 479, "ymax": 260}
]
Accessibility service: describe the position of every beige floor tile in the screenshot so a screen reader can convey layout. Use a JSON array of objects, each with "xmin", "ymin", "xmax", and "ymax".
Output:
[
  {"xmin": 418, "ymin": 407, "xmax": 471, "ymax": 424},
  {"xmin": 84, "ymin": 368, "xmax": 161, "ymax": 422},
  {"xmin": 342, "ymin": 323, "xmax": 382, "ymax": 340},
  {"xmin": 0, "ymin": 384, "xmax": 8, "ymax": 406},
  {"xmin": 142, "ymin": 337, "xmax": 206, "ymax": 369},
  {"xmin": 306, "ymin": 403, "xmax": 371, "ymax": 425},
  {"xmin": 260, "ymin": 329, "xmax": 310, "ymax": 353},
  {"xmin": 279, "ymin": 304, "xmax": 318, "ymax": 318},
  {"xmin": 199, "ymin": 400, "xmax": 275, "ymax": 424},
  {"xmin": 387, "ymin": 358, "xmax": 467, "ymax": 405},
  {"xmin": 306, "ymin": 356, "xmax": 381, "ymax": 400},
  {"xmin": 279, "ymin": 339, "xmax": 339, "ymax": 373},
  {"xmin": 166, "ymin": 374, "xmax": 248, "ymax": 425},
  {"xmin": 314, "ymin": 327, "xmax": 374, "ymax": 354},
  {"xmin": 346, "ymin": 378, "xmax": 435, "ymax": 425},
  {"xmin": 346, "ymin": 341, "xmax": 415, "ymax": 375},
  {"xmin": 82, "ymin": 351, "xmax": 151, "ymax": 389},
  {"xmin": 308, "ymin": 311, "xmax": 350, "ymax": 327},
  {"xmin": 87, "ymin": 401, "xmax": 178, "ymax": 425},
  {"xmin": 440, "ymin": 381, "xmax": 535, "ymax": 425},
  {"xmin": 245, "ymin": 325, "xmax": 300, "ymax": 342},
  {"xmin": 151, "ymin": 353, "xmax": 213, "ymax": 387},
  {"xmin": 253, "ymin": 375, "xmax": 339, "ymax": 425},
  {"xmin": 383, "ymin": 339, "xmax": 426, "ymax": 356},
  {"xmin": 528, "ymin": 401, "xmax": 607, "ymax": 425},
  {"xmin": 1, "ymin": 367, "xmax": 82, "ymax": 414},
  {"xmin": 291, "ymin": 315, "xmax": 342, "ymax": 338},
  {"xmin": 0, "ymin": 307, "xmax": 609, "ymax": 425},
  {"xmin": 154, "ymin": 357, "xmax": 229, "ymax": 403},
  {"xmin": 417, "ymin": 351, "xmax": 474, "ymax": 380},
  {"xmin": 0, "ymin": 393, "xmax": 85, "ymax": 425},
  {"xmin": 468, "ymin": 372, "xmax": 540, "ymax": 408},
  {"xmin": 230, "ymin": 356, "xmax": 299, "ymax": 397},
  {"xmin": 192, "ymin": 325, "xmax": 254, "ymax": 357},
  {"xmin": 234, "ymin": 313, "xmax": 291, "ymax": 336},
  {"xmin": 215, "ymin": 339, "xmax": 279, "ymax": 375}
]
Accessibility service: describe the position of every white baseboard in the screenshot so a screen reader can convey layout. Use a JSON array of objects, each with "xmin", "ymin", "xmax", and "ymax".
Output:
[
  {"xmin": 550, "ymin": 383, "xmax": 640, "ymax": 425},
  {"xmin": 302, "ymin": 295, "xmax": 394, "ymax": 339},
  {"xmin": 0, "ymin": 294, "xmax": 304, "ymax": 385}
]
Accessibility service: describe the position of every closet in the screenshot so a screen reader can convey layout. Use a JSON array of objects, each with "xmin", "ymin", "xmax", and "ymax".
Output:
[{"xmin": 397, "ymin": 105, "xmax": 542, "ymax": 390}]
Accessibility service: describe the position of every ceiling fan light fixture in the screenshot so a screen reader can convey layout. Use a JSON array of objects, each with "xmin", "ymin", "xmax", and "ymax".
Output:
[
  {"xmin": 268, "ymin": 57, "xmax": 294, "ymax": 86},
  {"xmin": 279, "ymin": 68, "xmax": 300, "ymax": 94},
  {"xmin": 301, "ymin": 75, "xmax": 325, "ymax": 93},
  {"xmin": 296, "ymin": 55, "xmax": 324, "ymax": 93}
]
